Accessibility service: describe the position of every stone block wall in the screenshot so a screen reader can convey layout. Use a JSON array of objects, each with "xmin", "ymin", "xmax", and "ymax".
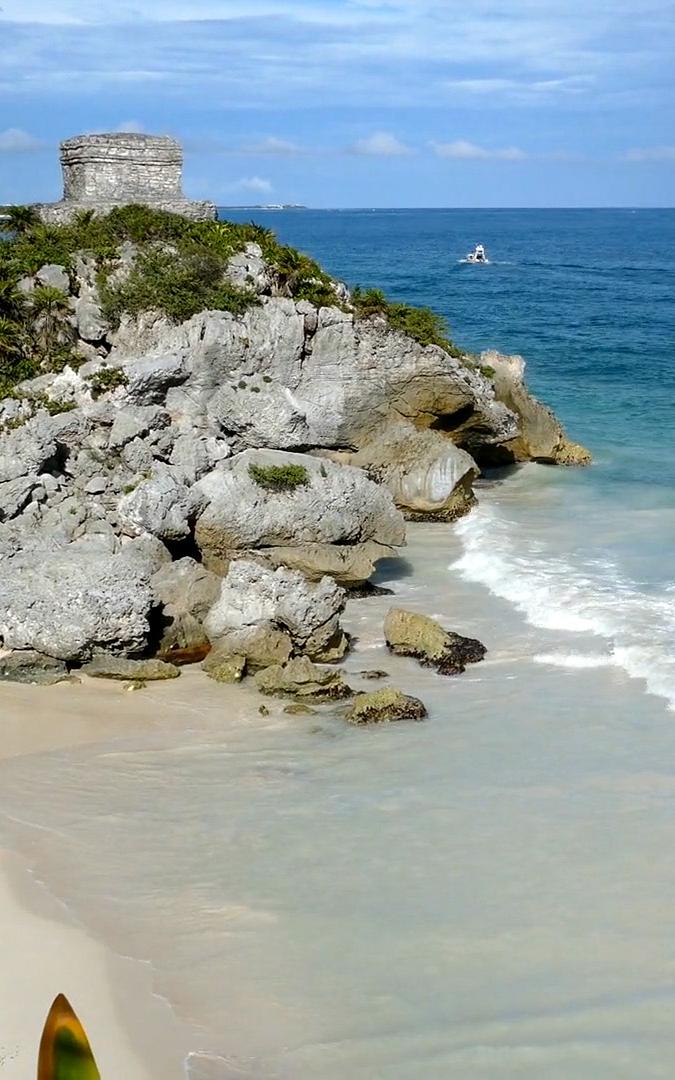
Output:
[
  {"xmin": 34, "ymin": 132, "xmax": 217, "ymax": 222},
  {"xmin": 61, "ymin": 134, "xmax": 185, "ymax": 202}
]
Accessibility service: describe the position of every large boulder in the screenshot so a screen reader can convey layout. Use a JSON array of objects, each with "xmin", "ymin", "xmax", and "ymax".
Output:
[
  {"xmin": 0, "ymin": 543, "xmax": 155, "ymax": 661},
  {"xmin": 194, "ymin": 449, "xmax": 405, "ymax": 584},
  {"xmin": 0, "ymin": 419, "xmax": 57, "ymax": 483},
  {"xmin": 384, "ymin": 607, "xmax": 487, "ymax": 675},
  {"xmin": 350, "ymin": 420, "xmax": 479, "ymax": 521},
  {"xmin": 485, "ymin": 351, "xmax": 591, "ymax": 465},
  {"xmin": 204, "ymin": 560, "xmax": 348, "ymax": 666}
]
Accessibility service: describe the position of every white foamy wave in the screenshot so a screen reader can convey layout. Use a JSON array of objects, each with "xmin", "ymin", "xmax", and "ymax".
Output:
[
  {"xmin": 453, "ymin": 503, "xmax": 675, "ymax": 710},
  {"xmin": 533, "ymin": 652, "xmax": 615, "ymax": 669}
]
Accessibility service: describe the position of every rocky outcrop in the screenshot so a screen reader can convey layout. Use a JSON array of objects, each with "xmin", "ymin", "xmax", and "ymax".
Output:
[
  {"xmin": 349, "ymin": 420, "xmax": 479, "ymax": 521},
  {"xmin": 194, "ymin": 449, "xmax": 405, "ymax": 584},
  {"xmin": 384, "ymin": 607, "xmax": 487, "ymax": 675},
  {"xmin": 346, "ymin": 688, "xmax": 427, "ymax": 725},
  {"xmin": 485, "ymin": 351, "xmax": 591, "ymax": 466},
  {"xmin": 254, "ymin": 657, "xmax": 352, "ymax": 702},
  {"xmin": 110, "ymin": 301, "xmax": 518, "ymax": 454},
  {"xmin": 204, "ymin": 560, "xmax": 348, "ymax": 668},
  {"xmin": 0, "ymin": 213, "xmax": 589, "ymax": 679}
]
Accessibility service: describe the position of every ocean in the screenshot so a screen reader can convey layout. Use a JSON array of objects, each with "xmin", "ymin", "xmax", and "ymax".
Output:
[
  {"xmin": 1, "ymin": 209, "xmax": 675, "ymax": 1078},
  {"xmin": 225, "ymin": 207, "xmax": 675, "ymax": 710}
]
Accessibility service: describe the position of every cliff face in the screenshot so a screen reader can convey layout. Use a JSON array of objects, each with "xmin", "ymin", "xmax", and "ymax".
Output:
[{"xmin": 0, "ymin": 219, "xmax": 590, "ymax": 675}]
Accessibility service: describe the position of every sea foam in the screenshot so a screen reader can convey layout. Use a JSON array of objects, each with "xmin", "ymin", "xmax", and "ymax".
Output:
[{"xmin": 453, "ymin": 503, "xmax": 675, "ymax": 710}]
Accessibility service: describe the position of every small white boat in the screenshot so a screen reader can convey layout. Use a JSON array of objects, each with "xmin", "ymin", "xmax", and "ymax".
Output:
[{"xmin": 465, "ymin": 244, "xmax": 488, "ymax": 264}]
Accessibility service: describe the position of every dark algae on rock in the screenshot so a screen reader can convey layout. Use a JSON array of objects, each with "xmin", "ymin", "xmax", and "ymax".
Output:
[{"xmin": 384, "ymin": 608, "xmax": 487, "ymax": 675}]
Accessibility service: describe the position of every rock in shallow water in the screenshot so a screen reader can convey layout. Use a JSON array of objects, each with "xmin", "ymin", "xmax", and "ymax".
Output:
[
  {"xmin": 254, "ymin": 657, "xmax": 353, "ymax": 702},
  {"xmin": 383, "ymin": 607, "xmax": 486, "ymax": 675},
  {"xmin": 82, "ymin": 656, "xmax": 181, "ymax": 680},
  {"xmin": 346, "ymin": 688, "xmax": 427, "ymax": 725}
]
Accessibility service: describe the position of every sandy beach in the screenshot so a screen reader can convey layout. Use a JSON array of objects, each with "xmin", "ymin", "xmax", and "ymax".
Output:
[
  {"xmin": 0, "ymin": 849, "xmax": 188, "ymax": 1079},
  {"xmin": 0, "ymin": 676, "xmax": 210, "ymax": 1080}
]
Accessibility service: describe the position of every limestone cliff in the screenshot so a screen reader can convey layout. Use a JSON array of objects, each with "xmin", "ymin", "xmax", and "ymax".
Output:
[{"xmin": 0, "ymin": 209, "xmax": 590, "ymax": 674}]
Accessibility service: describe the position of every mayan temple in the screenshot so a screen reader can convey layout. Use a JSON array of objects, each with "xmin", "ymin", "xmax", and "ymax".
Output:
[{"xmin": 36, "ymin": 132, "xmax": 217, "ymax": 223}]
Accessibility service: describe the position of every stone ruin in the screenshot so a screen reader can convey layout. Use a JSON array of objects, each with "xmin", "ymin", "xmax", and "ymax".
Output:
[{"xmin": 36, "ymin": 133, "xmax": 217, "ymax": 223}]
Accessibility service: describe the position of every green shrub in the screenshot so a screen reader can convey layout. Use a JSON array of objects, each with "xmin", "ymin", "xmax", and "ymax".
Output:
[
  {"xmin": 248, "ymin": 463, "xmax": 310, "ymax": 492},
  {"xmin": 352, "ymin": 286, "xmax": 463, "ymax": 358},
  {"xmin": 99, "ymin": 246, "xmax": 258, "ymax": 328},
  {"xmin": 479, "ymin": 364, "xmax": 496, "ymax": 379},
  {"xmin": 87, "ymin": 367, "xmax": 128, "ymax": 397}
]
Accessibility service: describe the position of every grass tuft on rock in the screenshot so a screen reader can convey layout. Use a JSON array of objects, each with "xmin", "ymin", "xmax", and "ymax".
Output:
[
  {"xmin": 87, "ymin": 367, "xmax": 128, "ymax": 397},
  {"xmin": 351, "ymin": 286, "xmax": 463, "ymax": 358},
  {"xmin": 248, "ymin": 463, "xmax": 310, "ymax": 492}
]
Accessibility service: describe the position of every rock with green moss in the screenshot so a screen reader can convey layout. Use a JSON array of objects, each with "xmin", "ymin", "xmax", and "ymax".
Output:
[
  {"xmin": 346, "ymin": 688, "xmax": 427, "ymax": 725},
  {"xmin": 254, "ymin": 657, "xmax": 352, "ymax": 702},
  {"xmin": 201, "ymin": 650, "xmax": 246, "ymax": 684},
  {"xmin": 82, "ymin": 656, "xmax": 181, "ymax": 680},
  {"xmin": 195, "ymin": 448, "xmax": 405, "ymax": 586},
  {"xmin": 383, "ymin": 607, "xmax": 486, "ymax": 675}
]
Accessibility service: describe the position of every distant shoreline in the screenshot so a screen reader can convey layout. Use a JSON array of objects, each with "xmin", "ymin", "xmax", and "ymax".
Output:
[{"xmin": 218, "ymin": 203, "xmax": 307, "ymax": 211}]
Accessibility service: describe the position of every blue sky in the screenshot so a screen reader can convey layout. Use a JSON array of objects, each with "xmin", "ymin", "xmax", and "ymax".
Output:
[{"xmin": 1, "ymin": 0, "xmax": 674, "ymax": 207}]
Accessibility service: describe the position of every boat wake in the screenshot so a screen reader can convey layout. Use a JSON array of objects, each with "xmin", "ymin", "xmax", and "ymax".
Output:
[{"xmin": 452, "ymin": 503, "xmax": 675, "ymax": 710}]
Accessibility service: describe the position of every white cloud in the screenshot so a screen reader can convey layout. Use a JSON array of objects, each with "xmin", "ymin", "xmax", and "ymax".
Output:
[
  {"xmin": 622, "ymin": 146, "xmax": 675, "ymax": 162},
  {"xmin": 227, "ymin": 176, "xmax": 274, "ymax": 194},
  {"xmin": 349, "ymin": 131, "xmax": 412, "ymax": 156},
  {"xmin": 0, "ymin": 127, "xmax": 43, "ymax": 151},
  {"xmin": 114, "ymin": 119, "xmax": 145, "ymax": 133},
  {"xmin": 241, "ymin": 136, "xmax": 303, "ymax": 156},
  {"xmin": 431, "ymin": 139, "xmax": 526, "ymax": 161}
]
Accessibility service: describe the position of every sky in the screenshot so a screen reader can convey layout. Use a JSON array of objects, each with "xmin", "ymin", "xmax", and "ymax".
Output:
[{"xmin": 1, "ymin": 0, "xmax": 674, "ymax": 207}]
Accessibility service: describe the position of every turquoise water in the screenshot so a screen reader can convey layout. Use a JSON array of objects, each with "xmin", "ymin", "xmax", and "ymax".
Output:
[{"xmin": 0, "ymin": 211, "xmax": 674, "ymax": 1078}]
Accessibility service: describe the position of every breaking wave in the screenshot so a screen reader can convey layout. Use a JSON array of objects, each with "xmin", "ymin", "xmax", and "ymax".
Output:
[{"xmin": 453, "ymin": 503, "xmax": 675, "ymax": 710}]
